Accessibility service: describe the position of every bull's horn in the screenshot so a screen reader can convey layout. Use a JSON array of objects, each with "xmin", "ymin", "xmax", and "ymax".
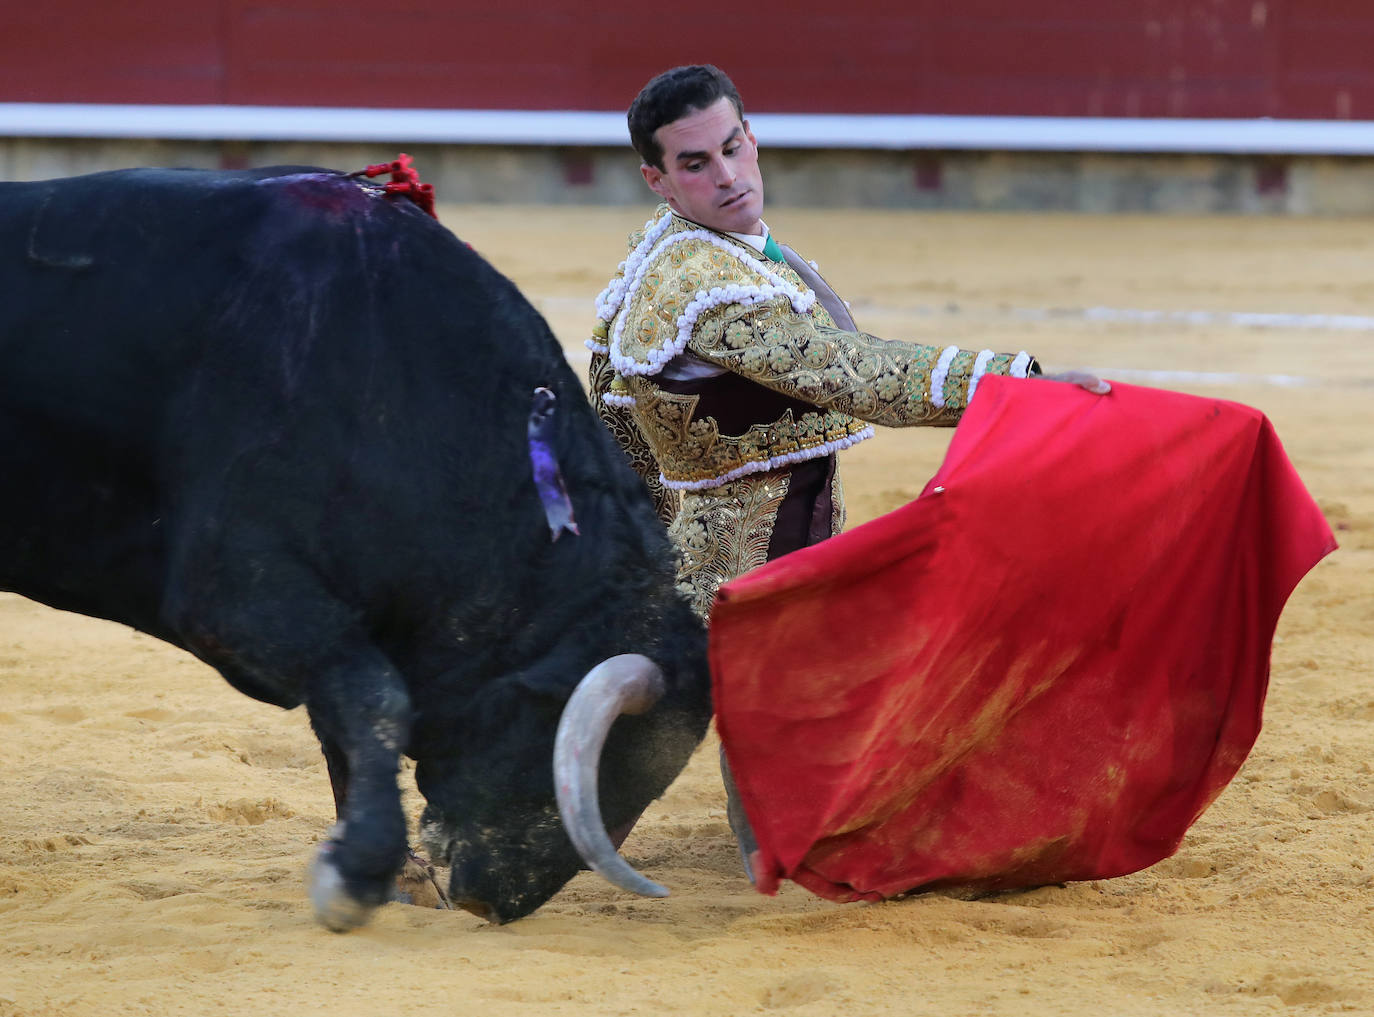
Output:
[{"xmin": 553, "ymin": 653, "xmax": 668, "ymax": 898}]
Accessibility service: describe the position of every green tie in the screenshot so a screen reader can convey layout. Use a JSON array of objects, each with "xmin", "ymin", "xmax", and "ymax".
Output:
[{"xmin": 761, "ymin": 233, "xmax": 786, "ymax": 264}]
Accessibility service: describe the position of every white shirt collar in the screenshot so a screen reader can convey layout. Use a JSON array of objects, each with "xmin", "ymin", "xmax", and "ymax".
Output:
[{"xmin": 725, "ymin": 221, "xmax": 770, "ymax": 253}]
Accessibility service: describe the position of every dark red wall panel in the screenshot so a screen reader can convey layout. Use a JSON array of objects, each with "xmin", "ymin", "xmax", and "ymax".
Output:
[
  {"xmin": 2, "ymin": 1, "xmax": 1371, "ymax": 119},
  {"xmin": 1, "ymin": 2, "xmax": 223, "ymax": 104}
]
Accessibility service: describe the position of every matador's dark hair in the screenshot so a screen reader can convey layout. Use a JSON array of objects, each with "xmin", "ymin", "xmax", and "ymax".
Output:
[{"xmin": 627, "ymin": 65, "xmax": 745, "ymax": 170}]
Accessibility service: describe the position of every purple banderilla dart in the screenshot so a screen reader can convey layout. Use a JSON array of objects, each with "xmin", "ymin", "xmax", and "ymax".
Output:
[{"xmin": 527, "ymin": 386, "xmax": 580, "ymax": 540}]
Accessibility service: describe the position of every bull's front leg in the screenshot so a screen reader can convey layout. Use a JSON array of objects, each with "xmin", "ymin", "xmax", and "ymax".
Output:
[{"xmin": 303, "ymin": 643, "xmax": 413, "ymax": 932}]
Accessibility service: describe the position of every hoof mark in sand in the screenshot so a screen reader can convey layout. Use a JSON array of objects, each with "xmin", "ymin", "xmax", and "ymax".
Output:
[
  {"xmin": 205, "ymin": 798, "xmax": 295, "ymax": 826},
  {"xmin": 761, "ymin": 972, "xmax": 841, "ymax": 1010}
]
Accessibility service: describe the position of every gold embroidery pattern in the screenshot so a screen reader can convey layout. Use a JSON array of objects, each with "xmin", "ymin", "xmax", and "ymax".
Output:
[
  {"xmin": 626, "ymin": 376, "xmax": 869, "ymax": 488},
  {"xmin": 615, "ymin": 217, "xmax": 837, "ymax": 373},
  {"xmin": 667, "ymin": 471, "xmax": 791, "ymax": 621},
  {"xmin": 588, "ymin": 350, "xmax": 680, "ymax": 525},
  {"xmin": 829, "ymin": 466, "xmax": 847, "ymax": 538},
  {"xmin": 693, "ymin": 306, "xmax": 1020, "ymax": 426},
  {"xmin": 602, "ymin": 211, "xmax": 1024, "ymax": 489}
]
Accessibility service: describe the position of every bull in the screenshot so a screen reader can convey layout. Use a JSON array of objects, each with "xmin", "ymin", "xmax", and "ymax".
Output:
[{"xmin": 0, "ymin": 165, "xmax": 711, "ymax": 929}]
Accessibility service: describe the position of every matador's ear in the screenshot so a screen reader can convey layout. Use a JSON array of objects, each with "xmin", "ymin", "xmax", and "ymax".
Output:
[{"xmin": 641, "ymin": 163, "xmax": 672, "ymax": 202}]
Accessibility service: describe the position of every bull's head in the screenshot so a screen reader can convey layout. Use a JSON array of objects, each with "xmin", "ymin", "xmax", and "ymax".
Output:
[{"xmin": 415, "ymin": 654, "xmax": 703, "ymax": 923}]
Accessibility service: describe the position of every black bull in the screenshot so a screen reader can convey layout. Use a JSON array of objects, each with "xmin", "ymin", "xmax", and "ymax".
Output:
[{"xmin": 0, "ymin": 166, "xmax": 711, "ymax": 928}]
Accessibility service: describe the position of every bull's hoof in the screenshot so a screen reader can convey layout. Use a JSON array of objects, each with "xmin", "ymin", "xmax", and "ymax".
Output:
[
  {"xmin": 308, "ymin": 840, "xmax": 380, "ymax": 933},
  {"xmin": 393, "ymin": 850, "xmax": 451, "ymax": 911}
]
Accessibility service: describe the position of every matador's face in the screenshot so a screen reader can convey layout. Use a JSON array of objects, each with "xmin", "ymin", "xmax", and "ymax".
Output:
[{"xmin": 641, "ymin": 96, "xmax": 766, "ymax": 237}]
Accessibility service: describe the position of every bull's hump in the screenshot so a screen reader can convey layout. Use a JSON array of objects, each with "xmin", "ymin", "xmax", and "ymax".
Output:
[{"xmin": 260, "ymin": 173, "xmax": 378, "ymax": 219}]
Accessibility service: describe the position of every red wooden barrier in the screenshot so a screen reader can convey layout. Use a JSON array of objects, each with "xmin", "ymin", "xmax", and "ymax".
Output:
[{"xmin": 2, "ymin": 1, "xmax": 1371, "ymax": 119}]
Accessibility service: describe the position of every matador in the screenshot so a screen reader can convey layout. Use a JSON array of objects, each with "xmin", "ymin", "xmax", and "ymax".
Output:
[{"xmin": 587, "ymin": 202, "xmax": 1039, "ymax": 620}]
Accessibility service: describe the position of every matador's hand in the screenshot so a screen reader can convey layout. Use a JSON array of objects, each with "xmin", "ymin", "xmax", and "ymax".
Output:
[{"xmin": 1039, "ymin": 370, "xmax": 1111, "ymax": 395}]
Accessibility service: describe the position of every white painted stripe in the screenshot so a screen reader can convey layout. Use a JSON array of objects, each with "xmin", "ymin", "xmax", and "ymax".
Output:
[
  {"xmin": 543, "ymin": 294, "xmax": 1374, "ymax": 334},
  {"xmin": 0, "ymin": 104, "xmax": 626, "ymax": 144},
  {"xmin": 844, "ymin": 301, "xmax": 1374, "ymax": 334},
  {"xmin": 1084, "ymin": 369, "xmax": 1323, "ymax": 387},
  {"xmin": 5, "ymin": 103, "xmax": 1374, "ymax": 154},
  {"xmin": 1031, "ymin": 306, "xmax": 1374, "ymax": 332},
  {"xmin": 756, "ymin": 113, "xmax": 1374, "ymax": 155}
]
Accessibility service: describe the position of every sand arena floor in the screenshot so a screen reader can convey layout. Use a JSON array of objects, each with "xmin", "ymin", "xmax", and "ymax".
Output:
[{"xmin": 1, "ymin": 206, "xmax": 1371, "ymax": 1016}]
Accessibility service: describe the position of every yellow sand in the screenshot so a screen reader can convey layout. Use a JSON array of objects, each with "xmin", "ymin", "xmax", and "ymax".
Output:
[{"xmin": 1, "ymin": 207, "xmax": 1370, "ymax": 1017}]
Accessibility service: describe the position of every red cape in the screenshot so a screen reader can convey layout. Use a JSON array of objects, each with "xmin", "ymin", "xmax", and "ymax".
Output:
[{"xmin": 710, "ymin": 379, "xmax": 1336, "ymax": 901}]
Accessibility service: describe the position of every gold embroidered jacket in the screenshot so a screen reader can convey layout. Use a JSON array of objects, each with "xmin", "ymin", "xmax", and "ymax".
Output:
[{"xmin": 588, "ymin": 206, "xmax": 1036, "ymax": 501}]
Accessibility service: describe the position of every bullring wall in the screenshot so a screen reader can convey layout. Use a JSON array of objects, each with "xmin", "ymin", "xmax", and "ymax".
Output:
[
  {"xmin": 5, "ymin": 0, "xmax": 1373, "ymax": 118},
  {"xmin": 4, "ymin": 1, "xmax": 1374, "ymax": 212},
  {"xmin": 4, "ymin": 138, "xmax": 1373, "ymax": 215}
]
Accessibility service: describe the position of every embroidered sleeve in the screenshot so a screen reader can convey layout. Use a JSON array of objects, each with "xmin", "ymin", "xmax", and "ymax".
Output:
[
  {"xmin": 588, "ymin": 348, "xmax": 681, "ymax": 525},
  {"xmin": 687, "ymin": 298, "xmax": 1035, "ymax": 426}
]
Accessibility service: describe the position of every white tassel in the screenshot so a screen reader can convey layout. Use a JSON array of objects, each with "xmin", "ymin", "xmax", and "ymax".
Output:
[
  {"xmin": 967, "ymin": 349, "xmax": 996, "ymax": 403},
  {"xmin": 930, "ymin": 345, "xmax": 959, "ymax": 408}
]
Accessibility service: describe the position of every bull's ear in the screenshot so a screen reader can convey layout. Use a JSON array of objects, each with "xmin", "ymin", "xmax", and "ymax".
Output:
[{"xmin": 512, "ymin": 660, "xmax": 580, "ymax": 700}]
